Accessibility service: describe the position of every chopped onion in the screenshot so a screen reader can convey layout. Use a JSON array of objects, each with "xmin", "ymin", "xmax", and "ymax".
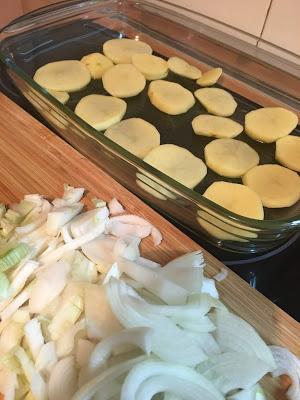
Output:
[
  {"xmin": 84, "ymin": 283, "xmax": 122, "ymax": 340},
  {"xmin": 81, "ymin": 234, "xmax": 117, "ymax": 271},
  {"xmin": 0, "ymin": 368, "xmax": 18, "ymax": 400},
  {"xmin": 163, "ymin": 250, "xmax": 204, "ymax": 270},
  {"xmin": 136, "ymin": 257, "xmax": 161, "ymax": 269},
  {"xmin": 52, "ymin": 185, "xmax": 84, "ymax": 208},
  {"xmin": 213, "ymin": 268, "xmax": 228, "ymax": 282},
  {"xmin": 15, "ymin": 346, "xmax": 47, "ymax": 400},
  {"xmin": 29, "ymin": 260, "xmax": 70, "ymax": 313},
  {"xmin": 9, "ymin": 260, "xmax": 39, "ymax": 297},
  {"xmin": 56, "ymin": 318, "xmax": 86, "ymax": 358},
  {"xmin": 76, "ymin": 339, "xmax": 95, "ymax": 368},
  {"xmin": 0, "ymin": 320, "xmax": 24, "ymax": 353},
  {"xmin": 71, "ymin": 250, "xmax": 97, "ymax": 283},
  {"xmin": 197, "ymin": 351, "xmax": 271, "ymax": 394},
  {"xmin": 211, "ymin": 310, "xmax": 276, "ymax": 370},
  {"xmin": 113, "ymin": 237, "xmax": 141, "ymax": 262},
  {"xmin": 118, "ymin": 257, "xmax": 188, "ymax": 305},
  {"xmin": 1, "ymin": 281, "xmax": 34, "ymax": 321},
  {"xmin": 270, "ymin": 345, "xmax": 300, "ymax": 400},
  {"xmin": 202, "ymin": 278, "xmax": 219, "ymax": 299},
  {"xmin": 71, "ymin": 208, "xmax": 109, "ymax": 238},
  {"xmin": 16, "ymin": 199, "xmax": 51, "ymax": 236},
  {"xmin": 108, "ymin": 198, "xmax": 125, "ymax": 215},
  {"xmin": 48, "ymin": 356, "xmax": 78, "ymax": 400},
  {"xmin": 46, "ymin": 203, "xmax": 83, "ymax": 236},
  {"xmin": 35, "ymin": 341, "xmax": 57, "ymax": 378},
  {"xmin": 120, "ymin": 359, "xmax": 224, "ymax": 400},
  {"xmin": 102, "ymin": 262, "xmax": 121, "ymax": 285},
  {"xmin": 24, "ymin": 318, "xmax": 44, "ymax": 361}
]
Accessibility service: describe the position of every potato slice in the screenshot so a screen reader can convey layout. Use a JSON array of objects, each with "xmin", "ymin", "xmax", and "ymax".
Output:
[
  {"xmin": 148, "ymin": 80, "xmax": 195, "ymax": 115},
  {"xmin": 81, "ymin": 53, "xmax": 113, "ymax": 79},
  {"xmin": 192, "ymin": 115, "xmax": 243, "ymax": 138},
  {"xmin": 132, "ymin": 54, "xmax": 168, "ymax": 80},
  {"xmin": 198, "ymin": 182, "xmax": 263, "ymax": 241},
  {"xmin": 243, "ymin": 164, "xmax": 300, "ymax": 208},
  {"xmin": 33, "ymin": 60, "xmax": 91, "ymax": 92},
  {"xmin": 204, "ymin": 139, "xmax": 259, "ymax": 178},
  {"xmin": 245, "ymin": 107, "xmax": 298, "ymax": 143},
  {"xmin": 203, "ymin": 182, "xmax": 264, "ymax": 219},
  {"xmin": 104, "ymin": 118, "xmax": 160, "ymax": 158},
  {"xmin": 103, "ymin": 38, "xmax": 152, "ymax": 64},
  {"xmin": 194, "ymin": 88, "xmax": 237, "ymax": 117},
  {"xmin": 167, "ymin": 57, "xmax": 202, "ymax": 79},
  {"xmin": 48, "ymin": 90, "xmax": 69, "ymax": 105},
  {"xmin": 196, "ymin": 67, "xmax": 222, "ymax": 87},
  {"xmin": 74, "ymin": 94, "xmax": 126, "ymax": 131},
  {"xmin": 143, "ymin": 144, "xmax": 207, "ymax": 188},
  {"xmin": 102, "ymin": 64, "xmax": 146, "ymax": 98},
  {"xmin": 276, "ymin": 135, "xmax": 300, "ymax": 172}
]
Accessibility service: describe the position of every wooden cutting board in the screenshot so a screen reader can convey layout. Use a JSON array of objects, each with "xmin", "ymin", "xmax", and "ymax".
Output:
[{"xmin": 0, "ymin": 93, "xmax": 298, "ymax": 398}]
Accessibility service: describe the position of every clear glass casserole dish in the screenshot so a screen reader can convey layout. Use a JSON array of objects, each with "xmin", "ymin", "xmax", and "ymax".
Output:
[{"xmin": 0, "ymin": 0, "xmax": 299, "ymax": 253}]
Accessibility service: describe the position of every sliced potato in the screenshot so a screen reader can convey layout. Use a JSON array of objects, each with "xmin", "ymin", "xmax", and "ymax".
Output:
[
  {"xmin": 132, "ymin": 54, "xmax": 168, "ymax": 80},
  {"xmin": 194, "ymin": 88, "xmax": 237, "ymax": 117},
  {"xmin": 104, "ymin": 118, "xmax": 160, "ymax": 158},
  {"xmin": 33, "ymin": 60, "xmax": 91, "ymax": 92},
  {"xmin": 143, "ymin": 144, "xmax": 207, "ymax": 189},
  {"xmin": 148, "ymin": 80, "xmax": 195, "ymax": 115},
  {"xmin": 243, "ymin": 164, "xmax": 300, "ymax": 208},
  {"xmin": 192, "ymin": 115, "xmax": 243, "ymax": 138},
  {"xmin": 48, "ymin": 90, "xmax": 69, "ymax": 105},
  {"xmin": 198, "ymin": 182, "xmax": 263, "ymax": 241},
  {"xmin": 276, "ymin": 135, "xmax": 300, "ymax": 172},
  {"xmin": 167, "ymin": 56, "xmax": 202, "ymax": 79},
  {"xmin": 245, "ymin": 107, "xmax": 298, "ymax": 143},
  {"xmin": 102, "ymin": 64, "xmax": 146, "ymax": 98},
  {"xmin": 81, "ymin": 53, "xmax": 113, "ymax": 79},
  {"xmin": 74, "ymin": 94, "xmax": 126, "ymax": 131},
  {"xmin": 203, "ymin": 181, "xmax": 264, "ymax": 219},
  {"xmin": 196, "ymin": 67, "xmax": 222, "ymax": 87},
  {"xmin": 103, "ymin": 38, "xmax": 152, "ymax": 64},
  {"xmin": 204, "ymin": 139, "xmax": 259, "ymax": 178}
]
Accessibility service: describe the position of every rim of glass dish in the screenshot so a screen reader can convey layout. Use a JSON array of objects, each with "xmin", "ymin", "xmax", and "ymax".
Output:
[{"xmin": 0, "ymin": 2, "xmax": 299, "ymax": 231}]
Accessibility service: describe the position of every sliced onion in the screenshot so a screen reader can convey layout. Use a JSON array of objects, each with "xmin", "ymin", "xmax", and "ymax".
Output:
[
  {"xmin": 136, "ymin": 257, "xmax": 161, "ymax": 269},
  {"xmin": 16, "ymin": 200, "xmax": 51, "ymax": 236},
  {"xmin": 73, "ymin": 355, "xmax": 147, "ymax": 400},
  {"xmin": 81, "ymin": 234, "xmax": 117, "ymax": 271},
  {"xmin": 270, "ymin": 345, "xmax": 300, "ymax": 400},
  {"xmin": 211, "ymin": 310, "xmax": 276, "ymax": 370},
  {"xmin": 29, "ymin": 260, "xmax": 70, "ymax": 314},
  {"xmin": 120, "ymin": 359, "xmax": 224, "ymax": 400},
  {"xmin": 202, "ymin": 278, "xmax": 219, "ymax": 299},
  {"xmin": 117, "ymin": 257, "xmax": 188, "ymax": 305},
  {"xmin": 48, "ymin": 356, "xmax": 78, "ymax": 400},
  {"xmin": 102, "ymin": 262, "xmax": 121, "ymax": 285},
  {"xmin": 86, "ymin": 327, "xmax": 153, "ymax": 380},
  {"xmin": 0, "ymin": 368, "xmax": 17, "ymax": 400},
  {"xmin": 84, "ymin": 283, "xmax": 122, "ymax": 340},
  {"xmin": 52, "ymin": 185, "xmax": 84, "ymax": 208},
  {"xmin": 163, "ymin": 250, "xmax": 204, "ymax": 270},
  {"xmin": 197, "ymin": 351, "xmax": 271, "ymax": 394},
  {"xmin": 185, "ymin": 332, "xmax": 221, "ymax": 356},
  {"xmin": 71, "ymin": 208, "xmax": 109, "ymax": 238},
  {"xmin": 136, "ymin": 375, "xmax": 222, "ymax": 400},
  {"xmin": 227, "ymin": 384, "xmax": 266, "ymax": 400},
  {"xmin": 24, "ymin": 318, "xmax": 44, "ymax": 360},
  {"xmin": 113, "ymin": 237, "xmax": 141, "ymax": 262},
  {"xmin": 213, "ymin": 268, "xmax": 228, "ymax": 282},
  {"xmin": 35, "ymin": 341, "xmax": 57, "ymax": 379},
  {"xmin": 172, "ymin": 315, "xmax": 215, "ymax": 333},
  {"xmin": 106, "ymin": 278, "xmax": 207, "ymax": 366},
  {"xmin": 9, "ymin": 260, "xmax": 39, "ymax": 297},
  {"xmin": 1, "ymin": 281, "xmax": 34, "ymax": 321},
  {"xmin": 0, "ymin": 320, "xmax": 24, "ymax": 353}
]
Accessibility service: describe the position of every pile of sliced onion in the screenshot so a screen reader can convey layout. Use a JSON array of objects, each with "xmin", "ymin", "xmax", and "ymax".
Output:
[{"xmin": 0, "ymin": 185, "xmax": 297, "ymax": 400}]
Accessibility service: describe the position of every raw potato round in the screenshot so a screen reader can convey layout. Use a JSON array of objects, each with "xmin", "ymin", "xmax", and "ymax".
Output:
[
  {"xmin": 203, "ymin": 182, "xmax": 264, "ymax": 219},
  {"xmin": 81, "ymin": 53, "xmax": 113, "ymax": 79},
  {"xmin": 245, "ymin": 107, "xmax": 298, "ymax": 143},
  {"xmin": 148, "ymin": 80, "xmax": 195, "ymax": 115},
  {"xmin": 132, "ymin": 54, "xmax": 168, "ymax": 80},
  {"xmin": 204, "ymin": 139, "xmax": 259, "ymax": 178},
  {"xmin": 276, "ymin": 135, "xmax": 300, "ymax": 172},
  {"xmin": 48, "ymin": 90, "xmax": 69, "ymax": 104},
  {"xmin": 74, "ymin": 94, "xmax": 126, "ymax": 131},
  {"xmin": 243, "ymin": 164, "xmax": 300, "ymax": 208},
  {"xmin": 102, "ymin": 64, "xmax": 146, "ymax": 98},
  {"xmin": 143, "ymin": 144, "xmax": 207, "ymax": 188},
  {"xmin": 103, "ymin": 38, "xmax": 152, "ymax": 64},
  {"xmin": 197, "ymin": 182, "xmax": 263, "ymax": 241},
  {"xmin": 167, "ymin": 56, "xmax": 202, "ymax": 79},
  {"xmin": 196, "ymin": 67, "xmax": 222, "ymax": 87},
  {"xmin": 104, "ymin": 118, "xmax": 160, "ymax": 158},
  {"xmin": 194, "ymin": 88, "xmax": 237, "ymax": 117},
  {"xmin": 33, "ymin": 60, "xmax": 91, "ymax": 92},
  {"xmin": 192, "ymin": 115, "xmax": 243, "ymax": 138}
]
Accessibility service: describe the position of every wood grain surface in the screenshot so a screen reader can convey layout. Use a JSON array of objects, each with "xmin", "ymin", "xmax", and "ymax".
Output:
[{"xmin": 0, "ymin": 93, "xmax": 298, "ymax": 398}]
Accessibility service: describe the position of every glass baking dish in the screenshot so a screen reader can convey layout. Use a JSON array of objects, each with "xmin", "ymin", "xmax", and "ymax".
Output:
[{"xmin": 0, "ymin": 0, "xmax": 299, "ymax": 253}]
